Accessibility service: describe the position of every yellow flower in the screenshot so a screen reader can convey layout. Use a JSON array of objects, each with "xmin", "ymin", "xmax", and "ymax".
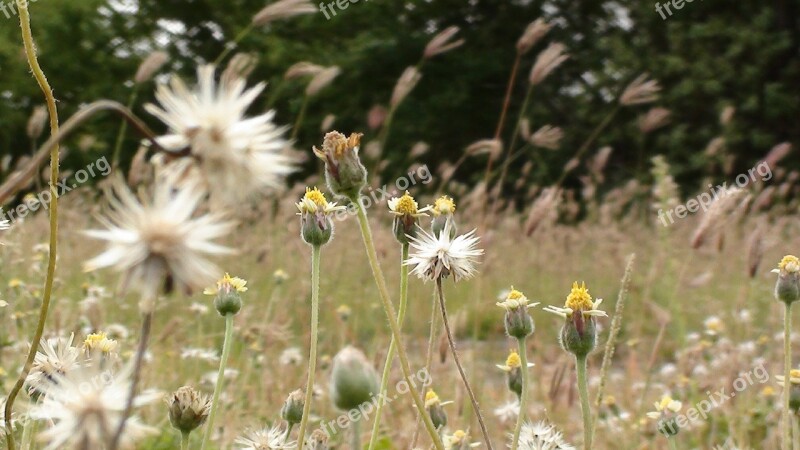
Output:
[
  {"xmin": 295, "ymin": 187, "xmax": 345, "ymax": 215},
  {"xmin": 543, "ymin": 281, "xmax": 606, "ymax": 319},
  {"xmin": 496, "ymin": 286, "xmax": 539, "ymax": 310},
  {"xmin": 496, "ymin": 349, "xmax": 533, "ymax": 372},
  {"xmin": 776, "ymin": 369, "xmax": 800, "ymax": 386},
  {"xmin": 425, "ymin": 389, "xmax": 441, "ymax": 407},
  {"xmin": 84, "ymin": 332, "xmax": 118, "ymax": 354},
  {"xmin": 432, "ymin": 195, "xmax": 456, "ymax": 216},
  {"xmin": 8, "ymin": 278, "xmax": 23, "ymax": 288},
  {"xmin": 388, "ymin": 191, "xmax": 430, "ymax": 218},
  {"xmin": 646, "ymin": 395, "xmax": 682, "ymax": 419},
  {"xmin": 761, "ymin": 386, "xmax": 776, "ymax": 397},
  {"xmin": 777, "ymin": 255, "xmax": 800, "ymax": 274},
  {"xmin": 204, "ymin": 273, "xmax": 248, "ymax": 295}
]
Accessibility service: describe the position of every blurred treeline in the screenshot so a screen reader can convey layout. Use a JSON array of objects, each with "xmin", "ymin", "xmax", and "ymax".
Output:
[{"xmin": 0, "ymin": 0, "xmax": 797, "ymax": 199}]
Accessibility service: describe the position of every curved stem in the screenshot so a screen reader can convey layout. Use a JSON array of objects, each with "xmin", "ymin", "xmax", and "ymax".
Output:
[
  {"xmin": 290, "ymin": 95, "xmax": 310, "ymax": 142},
  {"xmin": 200, "ymin": 314, "xmax": 236, "ymax": 450},
  {"xmin": 4, "ymin": 3, "xmax": 60, "ymax": 447},
  {"xmin": 435, "ymin": 278, "xmax": 493, "ymax": 450},
  {"xmin": 575, "ymin": 355, "xmax": 592, "ymax": 450},
  {"xmin": 109, "ymin": 310, "xmax": 153, "ymax": 450},
  {"xmin": 0, "ymin": 100, "xmax": 169, "ymax": 205},
  {"xmin": 554, "ymin": 106, "xmax": 620, "ymax": 188},
  {"xmin": 111, "ymin": 88, "xmax": 139, "ymax": 171},
  {"xmin": 296, "ymin": 245, "xmax": 322, "ymax": 446},
  {"xmin": 349, "ymin": 198, "xmax": 445, "ymax": 450},
  {"xmin": 214, "ymin": 23, "xmax": 254, "ymax": 66},
  {"xmin": 368, "ymin": 244, "xmax": 410, "ymax": 450},
  {"xmin": 510, "ymin": 337, "xmax": 528, "ymax": 450},
  {"xmin": 493, "ymin": 53, "xmax": 522, "ymax": 140},
  {"xmin": 784, "ymin": 302, "xmax": 793, "ymax": 450}
]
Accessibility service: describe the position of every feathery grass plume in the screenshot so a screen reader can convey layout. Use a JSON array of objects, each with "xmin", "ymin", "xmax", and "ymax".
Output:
[
  {"xmin": 650, "ymin": 155, "xmax": 679, "ymax": 220},
  {"xmin": 321, "ymin": 114, "xmax": 336, "ymax": 131},
  {"xmin": 84, "ymin": 177, "xmax": 235, "ymax": 310},
  {"xmin": 529, "ymin": 43, "xmax": 569, "ymax": 86},
  {"xmin": 593, "ymin": 254, "xmax": 634, "ymax": 424},
  {"xmin": 719, "ymin": 105, "xmax": 735, "ymax": 126},
  {"xmin": 646, "ymin": 396, "xmax": 683, "ymax": 438},
  {"xmin": 145, "ymin": 65, "xmax": 294, "ymax": 206},
  {"xmin": 167, "ymin": 386, "xmax": 211, "ymax": 446},
  {"xmin": 638, "ymin": 107, "xmax": 671, "ymax": 134},
  {"xmin": 763, "ymin": 142, "xmax": 792, "ymax": 170},
  {"xmin": 284, "ymin": 62, "xmax": 325, "ymax": 80},
  {"xmin": 391, "ymin": 66, "xmax": 422, "ymax": 108},
  {"xmin": 424, "ymin": 26, "xmax": 464, "ymax": 59},
  {"xmin": 746, "ymin": 225, "xmax": 764, "ymax": 278},
  {"xmin": 235, "ymin": 424, "xmax": 296, "ymax": 449},
  {"xmin": 313, "ymin": 131, "xmax": 366, "ymax": 198},
  {"xmin": 134, "ymin": 51, "xmax": 169, "ymax": 84},
  {"xmin": 252, "ymin": 0, "xmax": 315, "ymax": 26},
  {"xmin": 222, "ymin": 53, "xmax": 258, "ymax": 84},
  {"xmin": 529, "ymin": 125, "xmax": 563, "ymax": 150},
  {"xmin": 466, "ymin": 139, "xmax": 503, "ymax": 158},
  {"xmin": 690, "ymin": 187, "xmax": 749, "ymax": 249},
  {"xmin": 588, "ymin": 147, "xmax": 613, "ymax": 183},
  {"xmin": 306, "ymin": 66, "xmax": 341, "ymax": 96},
  {"xmin": 619, "ymin": 73, "xmax": 660, "ymax": 106},
  {"xmin": 30, "ymin": 360, "xmax": 159, "ymax": 450},
  {"xmin": 367, "ymin": 105, "xmax": 387, "ymax": 130},
  {"xmin": 26, "ymin": 105, "xmax": 48, "ymax": 140},
  {"xmin": 525, "ymin": 187, "xmax": 561, "ymax": 236},
  {"xmin": 25, "ymin": 334, "xmax": 81, "ymax": 396},
  {"xmin": 516, "ymin": 19, "xmax": 552, "ymax": 55},
  {"xmin": 515, "ymin": 420, "xmax": 575, "ymax": 450}
]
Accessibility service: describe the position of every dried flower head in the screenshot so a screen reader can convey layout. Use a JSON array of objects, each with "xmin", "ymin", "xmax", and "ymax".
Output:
[
  {"xmin": 167, "ymin": 386, "xmax": 211, "ymax": 435},
  {"xmin": 529, "ymin": 125, "xmax": 563, "ymax": 150},
  {"xmin": 529, "ymin": 43, "xmax": 569, "ymax": 86},
  {"xmin": 516, "ymin": 19, "xmax": 552, "ymax": 55},
  {"xmin": 638, "ymin": 107, "xmax": 671, "ymax": 134},
  {"xmin": 235, "ymin": 423, "xmax": 296, "ymax": 449},
  {"xmin": 84, "ymin": 177, "xmax": 236, "ymax": 310},
  {"xmin": 405, "ymin": 220, "xmax": 483, "ymax": 282},
  {"xmin": 620, "ymin": 73, "xmax": 661, "ymax": 106},
  {"xmin": 424, "ymin": 26, "xmax": 464, "ymax": 59},
  {"xmin": 252, "ymin": 0, "xmax": 315, "ymax": 26},
  {"xmin": 312, "ymin": 131, "xmax": 367, "ymax": 198}
]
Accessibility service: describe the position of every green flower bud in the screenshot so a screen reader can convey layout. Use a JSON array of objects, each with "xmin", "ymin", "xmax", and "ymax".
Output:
[
  {"xmin": 559, "ymin": 314, "xmax": 597, "ymax": 358},
  {"xmin": 424, "ymin": 390, "xmax": 448, "ymax": 430},
  {"xmin": 330, "ymin": 346, "xmax": 379, "ymax": 411},
  {"xmin": 280, "ymin": 389, "xmax": 305, "ymax": 425},
  {"xmin": 388, "ymin": 191, "xmax": 431, "ymax": 245},
  {"xmin": 296, "ymin": 187, "xmax": 343, "ymax": 247},
  {"xmin": 773, "ymin": 255, "xmax": 800, "ymax": 304},
  {"xmin": 205, "ymin": 273, "xmax": 248, "ymax": 316},
  {"xmin": 505, "ymin": 307, "xmax": 534, "ymax": 339},
  {"xmin": 167, "ymin": 386, "xmax": 211, "ymax": 435},
  {"xmin": 313, "ymin": 131, "xmax": 367, "ymax": 199}
]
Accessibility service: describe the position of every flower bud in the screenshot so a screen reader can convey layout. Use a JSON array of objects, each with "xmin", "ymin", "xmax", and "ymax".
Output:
[
  {"xmin": 446, "ymin": 430, "xmax": 478, "ymax": 450},
  {"xmin": 312, "ymin": 131, "xmax": 367, "ymax": 199},
  {"xmin": 167, "ymin": 386, "xmax": 211, "ymax": 435},
  {"xmin": 388, "ymin": 191, "xmax": 431, "ymax": 245},
  {"xmin": 497, "ymin": 350, "xmax": 532, "ymax": 398},
  {"xmin": 280, "ymin": 389, "xmax": 305, "ymax": 425},
  {"xmin": 543, "ymin": 282, "xmax": 607, "ymax": 358},
  {"xmin": 424, "ymin": 389, "xmax": 448, "ymax": 430},
  {"xmin": 496, "ymin": 288, "xmax": 538, "ymax": 339},
  {"xmin": 773, "ymin": 255, "xmax": 800, "ymax": 304},
  {"xmin": 296, "ymin": 187, "xmax": 344, "ymax": 247},
  {"xmin": 431, "ymin": 195, "xmax": 457, "ymax": 238},
  {"xmin": 647, "ymin": 396, "xmax": 683, "ymax": 438},
  {"xmin": 306, "ymin": 429, "xmax": 329, "ymax": 450},
  {"xmin": 330, "ymin": 346, "xmax": 380, "ymax": 411},
  {"xmin": 205, "ymin": 273, "xmax": 248, "ymax": 316}
]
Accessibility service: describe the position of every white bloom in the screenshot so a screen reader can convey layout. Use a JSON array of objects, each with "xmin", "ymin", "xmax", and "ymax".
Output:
[
  {"xmin": 493, "ymin": 399, "xmax": 520, "ymax": 424},
  {"xmin": 30, "ymin": 361, "xmax": 159, "ymax": 450},
  {"xmin": 405, "ymin": 220, "xmax": 483, "ymax": 282},
  {"xmin": 235, "ymin": 423, "xmax": 296, "ymax": 449},
  {"xmin": 279, "ymin": 347, "xmax": 303, "ymax": 366},
  {"xmin": 84, "ymin": 177, "xmax": 236, "ymax": 307},
  {"xmin": 145, "ymin": 65, "xmax": 294, "ymax": 206},
  {"xmin": 180, "ymin": 347, "xmax": 220, "ymax": 362},
  {"xmin": 516, "ymin": 420, "xmax": 575, "ymax": 450},
  {"xmin": 646, "ymin": 396, "xmax": 682, "ymax": 419},
  {"xmin": 26, "ymin": 334, "xmax": 82, "ymax": 393}
]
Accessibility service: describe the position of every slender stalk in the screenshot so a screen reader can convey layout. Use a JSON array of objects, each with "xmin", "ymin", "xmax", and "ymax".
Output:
[
  {"xmin": 296, "ymin": 245, "xmax": 322, "ymax": 447},
  {"xmin": 4, "ymin": 2, "xmax": 60, "ymax": 448},
  {"xmin": 410, "ymin": 289, "xmax": 439, "ymax": 448},
  {"xmin": 200, "ymin": 314, "xmax": 236, "ymax": 450},
  {"xmin": 435, "ymin": 278, "xmax": 493, "ymax": 450},
  {"xmin": 667, "ymin": 437, "xmax": 678, "ymax": 450},
  {"xmin": 349, "ymin": 199, "xmax": 445, "ymax": 450},
  {"xmin": 290, "ymin": 94, "xmax": 311, "ymax": 142},
  {"xmin": 492, "ymin": 83, "xmax": 534, "ymax": 208},
  {"xmin": 510, "ymin": 337, "xmax": 529, "ymax": 450},
  {"xmin": 554, "ymin": 106, "xmax": 620, "ymax": 187},
  {"xmin": 575, "ymin": 355, "xmax": 592, "ymax": 450},
  {"xmin": 109, "ymin": 310, "xmax": 154, "ymax": 450},
  {"xmin": 111, "ymin": 89, "xmax": 139, "ymax": 171},
  {"xmin": 351, "ymin": 417, "xmax": 361, "ymax": 450},
  {"xmin": 368, "ymin": 244, "xmax": 410, "ymax": 450},
  {"xmin": 19, "ymin": 417, "xmax": 34, "ymax": 450},
  {"xmin": 784, "ymin": 302, "xmax": 793, "ymax": 450},
  {"xmin": 493, "ymin": 53, "xmax": 522, "ymax": 140},
  {"xmin": 213, "ymin": 23, "xmax": 254, "ymax": 66},
  {"xmin": 180, "ymin": 432, "xmax": 190, "ymax": 450}
]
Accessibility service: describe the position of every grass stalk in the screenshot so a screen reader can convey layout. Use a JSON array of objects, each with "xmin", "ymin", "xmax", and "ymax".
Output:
[
  {"xmin": 576, "ymin": 354, "xmax": 592, "ymax": 450},
  {"xmin": 510, "ymin": 337, "xmax": 529, "ymax": 450},
  {"xmin": 296, "ymin": 245, "xmax": 322, "ymax": 447},
  {"xmin": 200, "ymin": 313, "xmax": 236, "ymax": 450},
  {"xmin": 784, "ymin": 302, "xmax": 793, "ymax": 450}
]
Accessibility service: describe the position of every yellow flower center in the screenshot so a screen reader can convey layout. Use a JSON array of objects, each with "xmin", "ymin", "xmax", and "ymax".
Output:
[
  {"xmin": 394, "ymin": 192, "xmax": 418, "ymax": 215},
  {"xmin": 565, "ymin": 281, "xmax": 594, "ymax": 311},
  {"xmin": 505, "ymin": 350, "xmax": 521, "ymax": 368},
  {"xmin": 425, "ymin": 389, "xmax": 440, "ymax": 407},
  {"xmin": 791, "ymin": 369, "xmax": 800, "ymax": 378},
  {"xmin": 84, "ymin": 332, "xmax": 117, "ymax": 353},
  {"xmin": 206, "ymin": 273, "xmax": 249, "ymax": 295},
  {"xmin": 779, "ymin": 255, "xmax": 800, "ymax": 273},
  {"xmin": 433, "ymin": 195, "xmax": 456, "ymax": 216},
  {"xmin": 507, "ymin": 288, "xmax": 525, "ymax": 301},
  {"xmin": 450, "ymin": 430, "xmax": 467, "ymax": 445},
  {"xmin": 304, "ymin": 187, "xmax": 328, "ymax": 208},
  {"xmin": 657, "ymin": 396, "xmax": 674, "ymax": 410}
]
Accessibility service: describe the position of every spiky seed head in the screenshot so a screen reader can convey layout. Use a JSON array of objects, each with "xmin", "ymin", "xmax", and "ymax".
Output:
[
  {"xmin": 167, "ymin": 386, "xmax": 211, "ymax": 435},
  {"xmin": 313, "ymin": 131, "xmax": 367, "ymax": 199}
]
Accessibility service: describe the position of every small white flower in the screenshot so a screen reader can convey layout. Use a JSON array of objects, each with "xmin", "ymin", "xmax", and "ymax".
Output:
[
  {"xmin": 181, "ymin": 347, "xmax": 220, "ymax": 363},
  {"xmin": 516, "ymin": 420, "xmax": 574, "ymax": 450},
  {"xmin": 493, "ymin": 399, "xmax": 520, "ymax": 424},
  {"xmin": 146, "ymin": 65, "xmax": 295, "ymax": 206},
  {"xmin": 235, "ymin": 423, "xmax": 296, "ymax": 449},
  {"xmin": 30, "ymin": 361, "xmax": 159, "ymax": 450},
  {"xmin": 26, "ymin": 334, "xmax": 82, "ymax": 393},
  {"xmin": 279, "ymin": 347, "xmax": 303, "ymax": 366},
  {"xmin": 84, "ymin": 177, "xmax": 236, "ymax": 306},
  {"xmin": 405, "ymin": 220, "xmax": 483, "ymax": 282},
  {"xmin": 646, "ymin": 396, "xmax": 682, "ymax": 419}
]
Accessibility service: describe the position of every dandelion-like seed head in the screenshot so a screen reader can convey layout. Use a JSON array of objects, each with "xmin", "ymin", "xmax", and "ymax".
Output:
[
  {"xmin": 27, "ymin": 334, "xmax": 82, "ymax": 394},
  {"xmin": 234, "ymin": 423, "xmax": 296, "ymax": 450},
  {"xmin": 516, "ymin": 420, "xmax": 575, "ymax": 450},
  {"xmin": 405, "ymin": 220, "xmax": 483, "ymax": 282}
]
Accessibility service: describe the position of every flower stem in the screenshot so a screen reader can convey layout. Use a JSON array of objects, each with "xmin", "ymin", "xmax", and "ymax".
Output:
[
  {"xmin": 435, "ymin": 278, "xmax": 494, "ymax": 450},
  {"xmin": 667, "ymin": 436, "xmax": 678, "ymax": 450},
  {"xmin": 4, "ymin": 2, "xmax": 60, "ymax": 448},
  {"xmin": 351, "ymin": 416, "xmax": 361, "ymax": 450},
  {"xmin": 368, "ymin": 244, "xmax": 410, "ymax": 450},
  {"xmin": 213, "ymin": 23, "xmax": 254, "ymax": 66},
  {"xmin": 350, "ymin": 198, "xmax": 445, "ymax": 450},
  {"xmin": 110, "ymin": 310, "xmax": 154, "ymax": 450},
  {"xmin": 575, "ymin": 355, "xmax": 593, "ymax": 450},
  {"xmin": 111, "ymin": 88, "xmax": 139, "ymax": 171},
  {"xmin": 181, "ymin": 432, "xmax": 190, "ymax": 450},
  {"xmin": 200, "ymin": 313, "xmax": 236, "ymax": 450},
  {"xmin": 410, "ymin": 289, "xmax": 439, "ymax": 448},
  {"xmin": 784, "ymin": 302, "xmax": 793, "ymax": 450},
  {"xmin": 296, "ymin": 245, "xmax": 322, "ymax": 447},
  {"xmin": 290, "ymin": 94, "xmax": 310, "ymax": 142},
  {"xmin": 510, "ymin": 337, "xmax": 528, "ymax": 450}
]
